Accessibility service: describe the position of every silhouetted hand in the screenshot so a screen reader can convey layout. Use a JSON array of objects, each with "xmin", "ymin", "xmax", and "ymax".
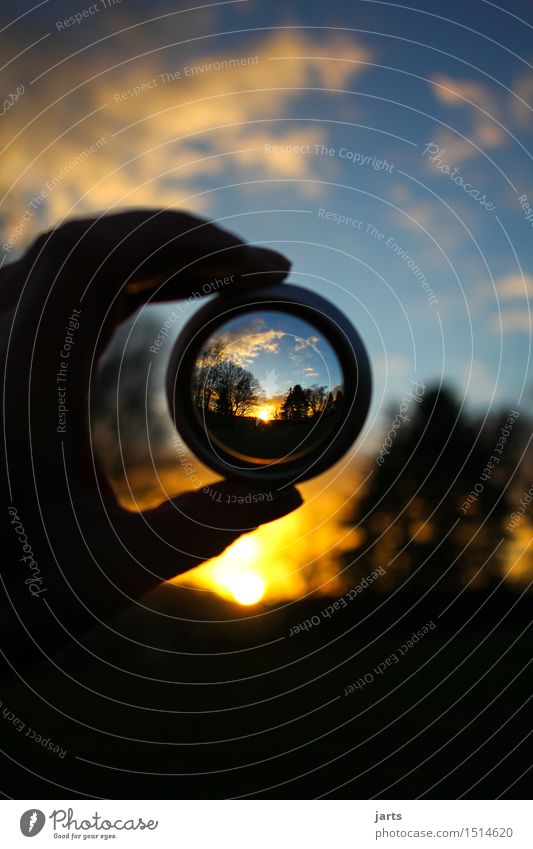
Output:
[{"xmin": 1, "ymin": 210, "xmax": 302, "ymax": 663}]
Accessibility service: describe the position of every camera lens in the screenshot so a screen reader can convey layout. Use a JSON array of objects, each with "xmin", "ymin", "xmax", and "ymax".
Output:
[{"xmin": 166, "ymin": 284, "xmax": 371, "ymax": 485}]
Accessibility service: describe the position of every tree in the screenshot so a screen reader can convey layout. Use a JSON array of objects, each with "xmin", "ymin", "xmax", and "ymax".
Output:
[
  {"xmin": 280, "ymin": 384, "xmax": 310, "ymax": 421},
  {"xmin": 344, "ymin": 384, "xmax": 513, "ymax": 593},
  {"xmin": 213, "ymin": 361, "xmax": 262, "ymax": 417},
  {"xmin": 193, "ymin": 339, "xmax": 225, "ymax": 411},
  {"xmin": 333, "ymin": 389, "xmax": 344, "ymax": 412},
  {"xmin": 323, "ymin": 391, "xmax": 334, "ymax": 416},
  {"xmin": 193, "ymin": 344, "xmax": 263, "ymax": 418},
  {"xmin": 307, "ymin": 385, "xmax": 327, "ymax": 417}
]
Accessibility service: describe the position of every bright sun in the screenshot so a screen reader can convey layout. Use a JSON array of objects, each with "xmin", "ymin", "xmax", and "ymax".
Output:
[
  {"xmin": 230, "ymin": 572, "xmax": 265, "ymax": 605},
  {"xmin": 257, "ymin": 407, "xmax": 272, "ymax": 422},
  {"xmin": 212, "ymin": 537, "xmax": 267, "ymax": 605}
]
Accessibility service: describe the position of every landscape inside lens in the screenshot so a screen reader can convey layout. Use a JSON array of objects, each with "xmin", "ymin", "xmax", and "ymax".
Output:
[{"xmin": 191, "ymin": 310, "xmax": 345, "ymax": 465}]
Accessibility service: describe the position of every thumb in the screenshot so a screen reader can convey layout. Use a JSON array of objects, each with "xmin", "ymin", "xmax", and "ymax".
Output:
[{"xmin": 122, "ymin": 483, "xmax": 303, "ymax": 580}]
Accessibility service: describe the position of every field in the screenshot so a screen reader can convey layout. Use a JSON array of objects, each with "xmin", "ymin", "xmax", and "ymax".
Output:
[
  {"xmin": 1, "ymin": 587, "xmax": 531, "ymax": 799},
  {"xmin": 209, "ymin": 414, "xmax": 342, "ymax": 460}
]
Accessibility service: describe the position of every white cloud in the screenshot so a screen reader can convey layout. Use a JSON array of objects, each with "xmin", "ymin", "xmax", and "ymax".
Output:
[
  {"xmin": 294, "ymin": 334, "xmax": 321, "ymax": 351},
  {"xmin": 220, "ymin": 328, "xmax": 286, "ymax": 366}
]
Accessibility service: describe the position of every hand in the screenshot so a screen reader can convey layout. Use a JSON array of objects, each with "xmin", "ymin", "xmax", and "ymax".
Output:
[{"xmin": 1, "ymin": 210, "xmax": 302, "ymax": 663}]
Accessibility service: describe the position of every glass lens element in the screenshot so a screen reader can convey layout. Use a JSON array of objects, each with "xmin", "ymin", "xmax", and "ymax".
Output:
[{"xmin": 191, "ymin": 310, "xmax": 345, "ymax": 465}]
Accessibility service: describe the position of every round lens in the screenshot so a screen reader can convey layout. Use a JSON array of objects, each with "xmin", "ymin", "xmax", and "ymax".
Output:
[
  {"xmin": 167, "ymin": 283, "xmax": 371, "ymax": 485},
  {"xmin": 191, "ymin": 310, "xmax": 345, "ymax": 467}
]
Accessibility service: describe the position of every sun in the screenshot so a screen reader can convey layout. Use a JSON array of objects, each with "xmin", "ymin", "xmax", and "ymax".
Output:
[
  {"xmin": 230, "ymin": 572, "xmax": 265, "ymax": 605},
  {"xmin": 257, "ymin": 407, "xmax": 272, "ymax": 422},
  {"xmin": 209, "ymin": 537, "xmax": 267, "ymax": 605}
]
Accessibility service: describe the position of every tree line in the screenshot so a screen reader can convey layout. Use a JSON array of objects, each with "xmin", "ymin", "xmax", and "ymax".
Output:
[
  {"xmin": 193, "ymin": 341, "xmax": 342, "ymax": 421},
  {"xmin": 277, "ymin": 384, "xmax": 343, "ymax": 422}
]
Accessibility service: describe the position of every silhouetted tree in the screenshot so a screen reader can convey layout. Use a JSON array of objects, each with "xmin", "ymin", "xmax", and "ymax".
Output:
[
  {"xmin": 192, "ymin": 339, "xmax": 225, "ymax": 411},
  {"xmin": 280, "ymin": 384, "xmax": 310, "ymax": 421},
  {"xmin": 192, "ymin": 342, "xmax": 263, "ymax": 419},
  {"xmin": 323, "ymin": 391, "xmax": 334, "ymax": 416},
  {"xmin": 212, "ymin": 361, "xmax": 262, "ymax": 417},
  {"xmin": 307, "ymin": 385, "xmax": 327, "ymax": 417},
  {"xmin": 345, "ymin": 384, "xmax": 514, "ymax": 593},
  {"xmin": 333, "ymin": 389, "xmax": 344, "ymax": 412}
]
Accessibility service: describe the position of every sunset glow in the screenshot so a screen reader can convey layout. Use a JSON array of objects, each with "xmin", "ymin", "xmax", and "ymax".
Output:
[
  {"xmin": 168, "ymin": 469, "xmax": 366, "ymax": 602},
  {"xmin": 230, "ymin": 572, "xmax": 266, "ymax": 605},
  {"xmin": 194, "ymin": 535, "xmax": 268, "ymax": 605}
]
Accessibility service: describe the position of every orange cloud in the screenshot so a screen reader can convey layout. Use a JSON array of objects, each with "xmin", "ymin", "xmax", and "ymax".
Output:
[
  {"xmin": 429, "ymin": 74, "xmax": 507, "ymax": 162},
  {"xmin": 1, "ymin": 30, "xmax": 373, "ymax": 251},
  {"xmin": 218, "ymin": 327, "xmax": 286, "ymax": 366},
  {"xmin": 495, "ymin": 273, "xmax": 533, "ymax": 301}
]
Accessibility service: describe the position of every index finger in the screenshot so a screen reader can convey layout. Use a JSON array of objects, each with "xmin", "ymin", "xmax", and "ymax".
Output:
[{"xmin": 30, "ymin": 209, "xmax": 292, "ymax": 307}]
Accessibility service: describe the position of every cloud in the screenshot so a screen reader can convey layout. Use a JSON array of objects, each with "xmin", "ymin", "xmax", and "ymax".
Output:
[
  {"xmin": 1, "ymin": 29, "xmax": 373, "ymax": 251},
  {"xmin": 387, "ymin": 192, "xmax": 468, "ymax": 251},
  {"xmin": 423, "ymin": 130, "xmax": 480, "ymax": 164},
  {"xmin": 262, "ymin": 30, "xmax": 373, "ymax": 90},
  {"xmin": 494, "ymin": 273, "xmax": 533, "ymax": 301},
  {"xmin": 220, "ymin": 328, "xmax": 286, "ymax": 366},
  {"xmin": 431, "ymin": 75, "xmax": 498, "ymax": 113},
  {"xmin": 428, "ymin": 74, "xmax": 507, "ymax": 163},
  {"xmin": 487, "ymin": 274, "xmax": 533, "ymax": 334},
  {"xmin": 294, "ymin": 334, "xmax": 321, "ymax": 351},
  {"xmin": 509, "ymin": 72, "xmax": 533, "ymax": 128}
]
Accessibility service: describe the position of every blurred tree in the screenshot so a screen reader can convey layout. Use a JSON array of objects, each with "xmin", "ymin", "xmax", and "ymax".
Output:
[
  {"xmin": 333, "ymin": 388, "xmax": 344, "ymax": 412},
  {"xmin": 345, "ymin": 384, "xmax": 515, "ymax": 593}
]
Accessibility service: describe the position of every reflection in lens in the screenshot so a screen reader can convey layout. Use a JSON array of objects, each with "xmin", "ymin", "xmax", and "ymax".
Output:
[{"xmin": 192, "ymin": 310, "xmax": 345, "ymax": 465}]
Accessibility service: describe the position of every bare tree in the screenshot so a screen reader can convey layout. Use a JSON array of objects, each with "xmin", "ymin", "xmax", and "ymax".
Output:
[
  {"xmin": 214, "ymin": 361, "xmax": 262, "ymax": 417},
  {"xmin": 307, "ymin": 385, "xmax": 327, "ymax": 416},
  {"xmin": 193, "ymin": 339, "xmax": 225, "ymax": 411},
  {"xmin": 193, "ymin": 344, "xmax": 263, "ymax": 418}
]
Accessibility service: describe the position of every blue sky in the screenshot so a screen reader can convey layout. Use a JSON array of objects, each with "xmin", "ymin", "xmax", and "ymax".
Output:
[
  {"xmin": 1, "ymin": 0, "xmax": 531, "ymax": 447},
  {"xmin": 209, "ymin": 310, "xmax": 343, "ymax": 396}
]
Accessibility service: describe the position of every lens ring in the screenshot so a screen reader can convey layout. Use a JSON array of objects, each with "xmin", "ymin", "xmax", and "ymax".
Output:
[{"xmin": 166, "ymin": 284, "xmax": 372, "ymax": 485}]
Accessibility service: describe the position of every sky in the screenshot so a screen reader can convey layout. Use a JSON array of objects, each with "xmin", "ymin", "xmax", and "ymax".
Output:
[
  {"xmin": 206, "ymin": 310, "xmax": 343, "ymax": 397},
  {"xmin": 1, "ymin": 0, "xmax": 532, "ymax": 453}
]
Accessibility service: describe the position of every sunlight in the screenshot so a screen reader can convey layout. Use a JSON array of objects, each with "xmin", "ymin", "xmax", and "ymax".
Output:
[
  {"xmin": 229, "ymin": 572, "xmax": 266, "ymax": 605},
  {"xmin": 197, "ymin": 535, "xmax": 267, "ymax": 604},
  {"xmin": 256, "ymin": 406, "xmax": 273, "ymax": 422},
  {"xmin": 171, "ymin": 470, "xmax": 365, "ymax": 602},
  {"xmin": 503, "ymin": 524, "xmax": 533, "ymax": 584},
  {"xmin": 228, "ymin": 534, "xmax": 260, "ymax": 562}
]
